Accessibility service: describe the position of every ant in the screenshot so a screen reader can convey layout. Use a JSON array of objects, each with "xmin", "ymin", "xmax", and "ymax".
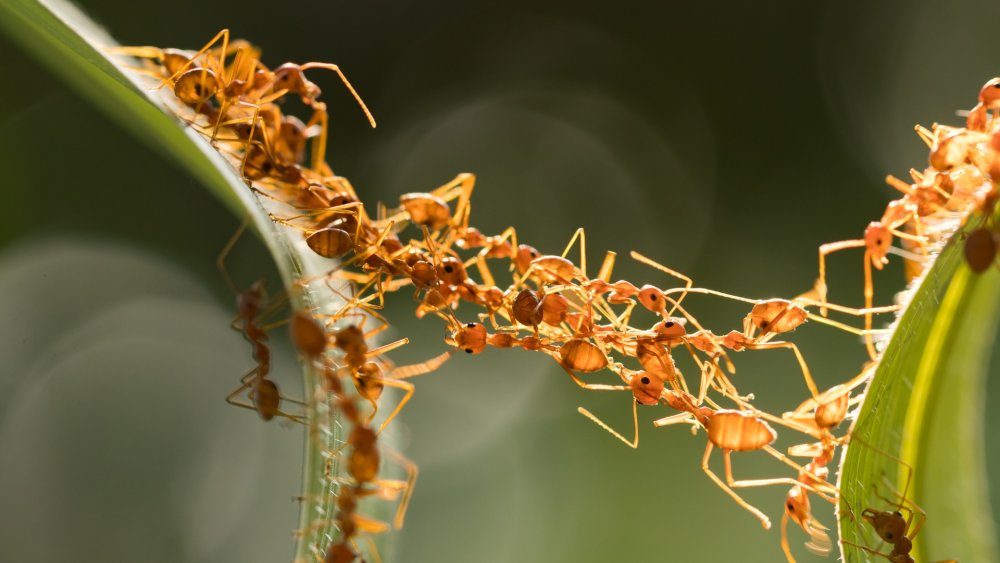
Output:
[
  {"xmin": 845, "ymin": 476, "xmax": 956, "ymax": 563},
  {"xmin": 966, "ymin": 77, "xmax": 1000, "ymax": 132},
  {"xmin": 217, "ymin": 221, "xmax": 305, "ymax": 423},
  {"xmin": 648, "ymin": 382, "xmax": 833, "ymax": 530},
  {"xmin": 223, "ymin": 280, "xmax": 305, "ymax": 423},
  {"xmin": 661, "ymin": 286, "xmax": 890, "ymax": 400},
  {"xmin": 778, "ymin": 365, "xmax": 876, "ymax": 561}
]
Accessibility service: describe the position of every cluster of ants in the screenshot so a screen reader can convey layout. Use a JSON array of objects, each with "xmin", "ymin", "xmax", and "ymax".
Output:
[{"xmin": 109, "ymin": 30, "xmax": 1000, "ymax": 563}]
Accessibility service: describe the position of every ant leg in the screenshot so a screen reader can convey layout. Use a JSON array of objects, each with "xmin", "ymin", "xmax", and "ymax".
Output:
[
  {"xmin": 723, "ymin": 452, "xmax": 820, "ymax": 492},
  {"xmin": 597, "ymin": 251, "xmax": 617, "ymax": 283},
  {"xmin": 216, "ymin": 217, "xmax": 250, "ymax": 295},
  {"xmin": 577, "ymin": 400, "xmax": 639, "ymax": 449},
  {"xmin": 744, "ymin": 341, "xmax": 819, "ymax": 399},
  {"xmin": 557, "ymin": 363, "xmax": 629, "ymax": 391},
  {"xmin": 816, "ymin": 238, "xmax": 866, "ymax": 316},
  {"xmin": 365, "ymin": 338, "xmax": 409, "ymax": 361},
  {"xmin": 384, "ymin": 449, "xmax": 418, "ymax": 529},
  {"xmin": 390, "ymin": 351, "xmax": 453, "ymax": 381},
  {"xmin": 299, "ymin": 62, "xmax": 377, "ymax": 128},
  {"xmin": 702, "ymin": 445, "xmax": 772, "ymax": 529},
  {"xmin": 364, "ymin": 537, "xmax": 384, "ymax": 563},
  {"xmin": 652, "ymin": 412, "xmax": 699, "ymax": 433},
  {"xmin": 780, "ymin": 512, "xmax": 796, "ymax": 563},
  {"xmin": 371, "ymin": 378, "xmax": 415, "ymax": 436},
  {"xmin": 225, "ymin": 367, "xmax": 260, "ymax": 411},
  {"xmin": 105, "ymin": 45, "xmax": 164, "ymax": 60},
  {"xmin": 474, "ymin": 255, "xmax": 497, "ymax": 289},
  {"xmin": 761, "ymin": 445, "xmax": 839, "ymax": 501},
  {"xmin": 561, "ymin": 227, "xmax": 587, "ymax": 279},
  {"xmin": 305, "ymin": 102, "xmax": 329, "ymax": 172},
  {"xmin": 862, "ymin": 253, "xmax": 879, "ymax": 359},
  {"xmin": 840, "ymin": 541, "xmax": 892, "ymax": 561}
]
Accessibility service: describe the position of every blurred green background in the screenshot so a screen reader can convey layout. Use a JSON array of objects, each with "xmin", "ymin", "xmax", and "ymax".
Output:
[{"xmin": 2, "ymin": 0, "xmax": 1000, "ymax": 561}]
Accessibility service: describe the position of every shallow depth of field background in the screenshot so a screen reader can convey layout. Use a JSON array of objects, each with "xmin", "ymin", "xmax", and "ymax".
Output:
[{"xmin": 2, "ymin": 1, "xmax": 1000, "ymax": 562}]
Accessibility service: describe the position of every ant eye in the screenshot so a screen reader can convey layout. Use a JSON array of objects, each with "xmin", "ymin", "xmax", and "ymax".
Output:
[
  {"xmin": 886, "ymin": 532, "xmax": 893, "ymax": 539},
  {"xmin": 787, "ymin": 502, "xmax": 794, "ymax": 511},
  {"xmin": 640, "ymin": 377, "xmax": 650, "ymax": 384},
  {"xmin": 466, "ymin": 322, "xmax": 477, "ymax": 328},
  {"xmin": 650, "ymin": 294, "xmax": 658, "ymax": 300},
  {"xmin": 665, "ymin": 322, "xmax": 674, "ymax": 327},
  {"xmin": 444, "ymin": 265, "xmax": 454, "ymax": 273},
  {"xmin": 465, "ymin": 348, "xmax": 473, "ymax": 354}
]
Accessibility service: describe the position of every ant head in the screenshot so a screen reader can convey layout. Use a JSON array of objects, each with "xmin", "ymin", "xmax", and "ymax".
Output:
[
  {"xmin": 979, "ymin": 77, "xmax": 1000, "ymax": 108},
  {"xmin": 436, "ymin": 256, "xmax": 468, "ymax": 286},
  {"xmin": 327, "ymin": 192, "xmax": 360, "ymax": 208},
  {"xmin": 629, "ymin": 372, "xmax": 665, "ymax": 405},
  {"xmin": 272, "ymin": 63, "xmax": 308, "ymax": 97},
  {"xmin": 173, "ymin": 67, "xmax": 219, "ymax": 106},
  {"xmin": 514, "ymin": 244, "xmax": 540, "ymax": 274},
  {"xmin": 653, "ymin": 317, "xmax": 687, "ymax": 338},
  {"xmin": 637, "ymin": 285, "xmax": 667, "ymax": 313},
  {"xmin": 784, "ymin": 485, "xmax": 811, "ymax": 527},
  {"xmin": 452, "ymin": 322, "xmax": 487, "ymax": 354},
  {"xmin": 161, "ymin": 49, "xmax": 191, "ymax": 75},
  {"xmin": 409, "ymin": 260, "xmax": 439, "ymax": 289},
  {"xmin": 864, "ymin": 222, "xmax": 893, "ymax": 265},
  {"xmin": 862, "ymin": 509, "xmax": 907, "ymax": 544},
  {"xmin": 242, "ymin": 145, "xmax": 277, "ymax": 181}
]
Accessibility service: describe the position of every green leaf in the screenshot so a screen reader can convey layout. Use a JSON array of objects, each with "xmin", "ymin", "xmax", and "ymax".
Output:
[
  {"xmin": 838, "ymin": 215, "xmax": 1000, "ymax": 563},
  {"xmin": 0, "ymin": 0, "xmax": 364, "ymax": 560}
]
